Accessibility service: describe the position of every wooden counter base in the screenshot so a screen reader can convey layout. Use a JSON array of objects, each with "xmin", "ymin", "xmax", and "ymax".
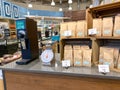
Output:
[{"xmin": 4, "ymin": 71, "xmax": 120, "ymax": 90}]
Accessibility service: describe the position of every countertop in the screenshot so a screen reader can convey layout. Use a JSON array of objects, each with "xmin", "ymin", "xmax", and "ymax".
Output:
[{"xmin": 0, "ymin": 58, "xmax": 120, "ymax": 80}]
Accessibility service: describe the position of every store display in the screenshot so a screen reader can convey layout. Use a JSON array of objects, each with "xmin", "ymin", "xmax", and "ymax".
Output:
[
  {"xmin": 76, "ymin": 20, "xmax": 86, "ymax": 37},
  {"xmin": 102, "ymin": 17, "xmax": 113, "ymax": 36},
  {"xmin": 83, "ymin": 49, "xmax": 92, "ymax": 67},
  {"xmin": 99, "ymin": 47, "xmax": 120, "ymax": 69},
  {"xmin": 93, "ymin": 18, "xmax": 102, "ymax": 36},
  {"xmin": 113, "ymin": 15, "xmax": 120, "ymax": 36},
  {"xmin": 73, "ymin": 45, "xmax": 82, "ymax": 66},
  {"xmin": 0, "ymin": 22, "xmax": 9, "ymax": 39}
]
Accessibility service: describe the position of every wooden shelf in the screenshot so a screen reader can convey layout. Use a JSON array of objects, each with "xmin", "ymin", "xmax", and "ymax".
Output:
[
  {"xmin": 24, "ymin": 15, "xmax": 71, "ymax": 20},
  {"xmin": 90, "ymin": 2, "xmax": 120, "ymax": 12},
  {"xmin": 61, "ymin": 37, "xmax": 120, "ymax": 40},
  {"xmin": 61, "ymin": 37, "xmax": 90, "ymax": 40},
  {"xmin": 95, "ymin": 37, "xmax": 120, "ymax": 39}
]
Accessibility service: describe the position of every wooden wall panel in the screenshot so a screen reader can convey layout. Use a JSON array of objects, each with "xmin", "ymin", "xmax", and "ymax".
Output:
[
  {"xmin": 64, "ymin": 10, "xmax": 86, "ymax": 22},
  {"xmin": 4, "ymin": 71, "xmax": 120, "ymax": 90}
]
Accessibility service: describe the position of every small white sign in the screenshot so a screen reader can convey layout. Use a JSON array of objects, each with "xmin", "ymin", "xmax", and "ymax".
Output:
[
  {"xmin": 0, "ymin": 69, "xmax": 3, "ymax": 79},
  {"xmin": 88, "ymin": 28, "xmax": 97, "ymax": 35},
  {"xmin": 98, "ymin": 65, "xmax": 110, "ymax": 73},
  {"xmin": 62, "ymin": 60, "xmax": 70, "ymax": 67},
  {"xmin": 64, "ymin": 30, "xmax": 72, "ymax": 36}
]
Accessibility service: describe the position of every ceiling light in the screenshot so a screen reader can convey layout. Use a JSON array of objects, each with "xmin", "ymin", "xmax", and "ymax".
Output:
[
  {"xmin": 68, "ymin": 6, "xmax": 72, "ymax": 10},
  {"xmin": 28, "ymin": 4, "xmax": 33, "ymax": 8},
  {"xmin": 51, "ymin": 0, "xmax": 55, "ymax": 6},
  {"xmin": 68, "ymin": 0, "xmax": 72, "ymax": 4},
  {"xmin": 59, "ymin": 8, "xmax": 63, "ymax": 11}
]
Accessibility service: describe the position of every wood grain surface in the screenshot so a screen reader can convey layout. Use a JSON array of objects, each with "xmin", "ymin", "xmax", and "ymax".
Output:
[
  {"xmin": 4, "ymin": 71, "xmax": 120, "ymax": 90},
  {"xmin": 0, "ymin": 79, "xmax": 4, "ymax": 90}
]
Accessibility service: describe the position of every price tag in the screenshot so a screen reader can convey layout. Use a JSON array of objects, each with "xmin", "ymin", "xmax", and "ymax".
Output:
[
  {"xmin": 62, "ymin": 60, "xmax": 70, "ymax": 67},
  {"xmin": 98, "ymin": 65, "xmax": 110, "ymax": 73},
  {"xmin": 64, "ymin": 30, "xmax": 72, "ymax": 36},
  {"xmin": 0, "ymin": 69, "xmax": 3, "ymax": 79},
  {"xmin": 88, "ymin": 28, "xmax": 97, "ymax": 35}
]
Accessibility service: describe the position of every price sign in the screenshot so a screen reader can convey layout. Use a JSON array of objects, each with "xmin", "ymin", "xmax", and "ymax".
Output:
[
  {"xmin": 88, "ymin": 28, "xmax": 97, "ymax": 35},
  {"xmin": 64, "ymin": 30, "xmax": 72, "ymax": 36},
  {"xmin": 62, "ymin": 60, "xmax": 70, "ymax": 67},
  {"xmin": 98, "ymin": 65, "xmax": 110, "ymax": 73}
]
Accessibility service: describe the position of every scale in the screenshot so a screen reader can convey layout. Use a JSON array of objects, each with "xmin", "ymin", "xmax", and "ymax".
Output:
[{"xmin": 40, "ymin": 41, "xmax": 55, "ymax": 66}]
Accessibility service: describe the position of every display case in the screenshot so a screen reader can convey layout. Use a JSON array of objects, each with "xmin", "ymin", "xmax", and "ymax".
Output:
[{"xmin": 0, "ymin": 39, "xmax": 18, "ymax": 57}]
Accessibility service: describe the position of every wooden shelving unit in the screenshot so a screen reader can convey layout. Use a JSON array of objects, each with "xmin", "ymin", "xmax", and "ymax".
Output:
[
  {"xmin": 60, "ymin": 37, "xmax": 92, "ymax": 62},
  {"xmin": 85, "ymin": 2, "xmax": 120, "ymax": 65},
  {"xmin": 0, "ymin": 18, "xmax": 17, "ymax": 39},
  {"xmin": 60, "ymin": 2, "xmax": 120, "ymax": 66}
]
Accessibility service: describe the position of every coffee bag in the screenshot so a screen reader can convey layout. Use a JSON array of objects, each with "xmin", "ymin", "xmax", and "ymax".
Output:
[
  {"xmin": 93, "ymin": 18, "xmax": 102, "ymax": 36},
  {"xmin": 103, "ymin": 48, "xmax": 114, "ymax": 68},
  {"xmin": 60, "ymin": 23, "xmax": 68, "ymax": 39},
  {"xmin": 64, "ymin": 45, "xmax": 73, "ymax": 66},
  {"xmin": 83, "ymin": 49, "xmax": 92, "ymax": 67},
  {"xmin": 113, "ymin": 16, "xmax": 120, "ymax": 36},
  {"xmin": 67, "ymin": 22, "xmax": 76, "ymax": 37},
  {"xmin": 76, "ymin": 21, "xmax": 86, "ymax": 37},
  {"xmin": 103, "ymin": 17, "xmax": 113, "ymax": 36},
  {"xmin": 73, "ymin": 45, "xmax": 82, "ymax": 66}
]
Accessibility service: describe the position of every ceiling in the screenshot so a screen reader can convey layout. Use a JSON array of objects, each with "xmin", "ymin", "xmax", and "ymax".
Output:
[{"xmin": 9, "ymin": 0, "xmax": 91, "ymax": 6}]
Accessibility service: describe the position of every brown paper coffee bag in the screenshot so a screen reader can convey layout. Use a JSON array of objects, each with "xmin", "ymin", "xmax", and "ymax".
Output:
[
  {"xmin": 76, "ymin": 21, "xmax": 86, "ymax": 37},
  {"xmin": 73, "ymin": 45, "xmax": 81, "ymax": 50},
  {"xmin": 73, "ymin": 45, "xmax": 82, "ymax": 66},
  {"xmin": 113, "ymin": 48, "xmax": 119, "ymax": 68},
  {"xmin": 60, "ymin": 23, "xmax": 68, "ymax": 39},
  {"xmin": 117, "ymin": 54, "xmax": 120, "ymax": 69},
  {"xmin": 103, "ymin": 17, "xmax": 113, "ymax": 36},
  {"xmin": 83, "ymin": 49, "xmax": 92, "ymax": 67},
  {"xmin": 64, "ymin": 45, "xmax": 73, "ymax": 66},
  {"xmin": 93, "ymin": 18, "xmax": 102, "ymax": 36},
  {"xmin": 99, "ymin": 47, "xmax": 105, "ymax": 64},
  {"xmin": 67, "ymin": 22, "xmax": 76, "ymax": 37},
  {"xmin": 73, "ymin": 49, "xmax": 82, "ymax": 66},
  {"xmin": 113, "ymin": 16, "xmax": 120, "ymax": 36},
  {"xmin": 81, "ymin": 45, "xmax": 90, "ymax": 51},
  {"xmin": 103, "ymin": 48, "xmax": 114, "ymax": 68}
]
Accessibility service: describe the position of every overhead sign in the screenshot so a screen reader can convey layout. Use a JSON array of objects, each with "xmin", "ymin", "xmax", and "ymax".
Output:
[
  {"xmin": 3, "ymin": 1, "xmax": 12, "ymax": 17},
  {"xmin": 13, "ymin": 5, "xmax": 19, "ymax": 18}
]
